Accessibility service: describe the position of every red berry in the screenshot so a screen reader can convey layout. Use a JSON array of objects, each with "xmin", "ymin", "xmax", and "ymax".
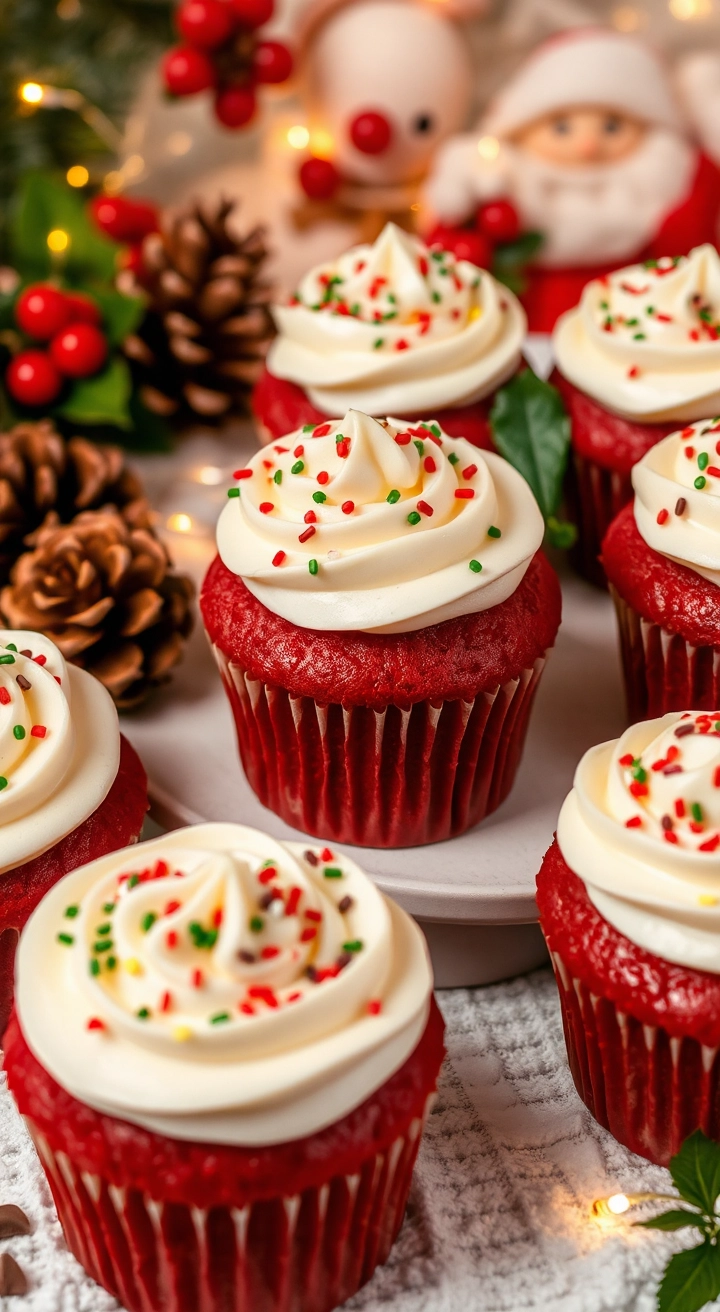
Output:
[
  {"xmin": 50, "ymin": 323, "xmax": 108, "ymax": 379},
  {"xmin": 427, "ymin": 225, "xmax": 492, "ymax": 270},
  {"xmin": 6, "ymin": 351, "xmax": 63, "ymax": 407},
  {"xmin": 62, "ymin": 292, "xmax": 103, "ymax": 327},
  {"xmin": 15, "ymin": 285, "xmax": 69, "ymax": 341},
  {"xmin": 253, "ymin": 40, "xmax": 293, "ymax": 84},
  {"xmin": 299, "ymin": 157, "xmax": 341, "ymax": 200},
  {"xmin": 214, "ymin": 85, "xmax": 257, "ymax": 128},
  {"xmin": 177, "ymin": 0, "xmax": 234, "ymax": 47},
  {"xmin": 230, "ymin": 0, "xmax": 273, "ymax": 27},
  {"xmin": 477, "ymin": 199, "xmax": 520, "ymax": 244},
  {"xmin": 349, "ymin": 110, "xmax": 392, "ymax": 155},
  {"xmin": 162, "ymin": 45, "xmax": 216, "ymax": 96},
  {"xmin": 90, "ymin": 196, "xmax": 158, "ymax": 244}
]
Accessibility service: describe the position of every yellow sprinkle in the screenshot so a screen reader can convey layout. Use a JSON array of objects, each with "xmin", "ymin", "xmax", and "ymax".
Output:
[
  {"xmin": 124, "ymin": 958, "xmax": 143, "ymax": 976},
  {"xmin": 172, "ymin": 1025, "xmax": 193, "ymax": 1042},
  {"xmin": 699, "ymin": 895, "xmax": 718, "ymax": 906},
  {"xmin": 469, "ymin": 305, "xmax": 481, "ymax": 321}
]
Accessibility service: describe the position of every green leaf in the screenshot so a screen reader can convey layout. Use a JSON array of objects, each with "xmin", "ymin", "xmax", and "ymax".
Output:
[
  {"xmin": 671, "ymin": 1131, "xmax": 720, "ymax": 1217},
  {"xmin": 492, "ymin": 230, "xmax": 544, "ymax": 273},
  {"xmin": 658, "ymin": 1240, "xmax": 720, "ymax": 1312},
  {"xmin": 490, "ymin": 370, "xmax": 571, "ymax": 520},
  {"xmin": 90, "ymin": 288, "xmax": 145, "ymax": 347},
  {"xmin": 9, "ymin": 173, "xmax": 117, "ymax": 285},
  {"xmin": 637, "ymin": 1211, "xmax": 707, "ymax": 1233},
  {"xmin": 546, "ymin": 516, "xmax": 578, "ymax": 550},
  {"xmin": 54, "ymin": 357, "xmax": 132, "ymax": 429}
]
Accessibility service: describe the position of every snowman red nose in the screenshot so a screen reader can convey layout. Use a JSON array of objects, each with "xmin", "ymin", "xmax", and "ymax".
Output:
[{"xmin": 349, "ymin": 110, "xmax": 393, "ymax": 155}]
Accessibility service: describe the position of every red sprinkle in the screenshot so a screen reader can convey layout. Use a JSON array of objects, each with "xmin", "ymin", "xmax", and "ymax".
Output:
[
  {"xmin": 248, "ymin": 986, "xmax": 278, "ymax": 1008},
  {"xmin": 619, "ymin": 754, "xmax": 634, "ymax": 766},
  {"xmin": 259, "ymin": 502, "xmax": 274, "ymax": 514},
  {"xmin": 627, "ymin": 365, "xmax": 640, "ymax": 379},
  {"xmin": 305, "ymin": 909, "xmax": 322, "ymax": 922},
  {"xmin": 418, "ymin": 255, "xmax": 429, "ymax": 276},
  {"xmin": 367, "ymin": 1000, "xmax": 382, "ymax": 1015},
  {"xmin": 86, "ymin": 1017, "xmax": 105, "ymax": 1031},
  {"xmin": 685, "ymin": 447, "xmax": 696, "ymax": 459},
  {"xmin": 417, "ymin": 500, "xmax": 434, "ymax": 517},
  {"xmin": 191, "ymin": 968, "xmax": 203, "ymax": 989},
  {"xmin": 259, "ymin": 866, "xmax": 278, "ymax": 884},
  {"xmin": 284, "ymin": 887, "xmax": 302, "ymax": 917},
  {"xmin": 336, "ymin": 439, "xmax": 350, "ymax": 458},
  {"xmin": 261, "ymin": 946, "xmax": 280, "ymax": 960},
  {"xmin": 166, "ymin": 931, "xmax": 178, "ymax": 949},
  {"xmin": 313, "ymin": 424, "xmax": 331, "ymax": 437},
  {"xmin": 664, "ymin": 831, "xmax": 679, "ymax": 844},
  {"xmin": 708, "ymin": 467, "xmax": 720, "ymax": 478},
  {"xmin": 714, "ymin": 767, "xmax": 720, "ymax": 787},
  {"xmin": 239, "ymin": 1002, "xmax": 255, "ymax": 1015},
  {"xmin": 294, "ymin": 445, "xmax": 304, "ymax": 457},
  {"xmin": 301, "ymin": 927, "xmax": 317, "ymax": 942},
  {"xmin": 424, "ymin": 456, "xmax": 437, "ymax": 473},
  {"xmin": 317, "ymin": 471, "xmax": 329, "ymax": 485},
  {"xmin": 462, "ymin": 464, "xmax": 478, "ymax": 480},
  {"xmin": 304, "ymin": 510, "xmax": 317, "ymax": 524},
  {"xmin": 657, "ymin": 509, "xmax": 669, "ymax": 525},
  {"xmin": 625, "ymin": 816, "xmax": 642, "ymax": 828},
  {"xmin": 160, "ymin": 991, "xmax": 172, "ymax": 1013},
  {"xmin": 675, "ymin": 799, "xmax": 686, "ymax": 818},
  {"xmin": 274, "ymin": 446, "xmax": 288, "ymax": 454},
  {"xmin": 30, "ymin": 724, "xmax": 46, "ymax": 737},
  {"xmin": 629, "ymin": 781, "xmax": 649, "ymax": 798},
  {"xmin": 164, "ymin": 900, "xmax": 181, "ymax": 916},
  {"xmin": 287, "ymin": 991, "xmax": 302, "ymax": 1003},
  {"xmin": 0, "ymin": 689, "xmax": 10, "ymax": 706},
  {"xmin": 394, "ymin": 431, "xmax": 411, "ymax": 445},
  {"xmin": 152, "ymin": 860, "xmax": 168, "ymax": 880},
  {"xmin": 262, "ymin": 460, "xmax": 273, "ymax": 469},
  {"xmin": 298, "ymin": 525, "xmax": 316, "ymax": 543},
  {"xmin": 212, "ymin": 908, "xmax": 223, "ymax": 928},
  {"xmin": 272, "ymin": 551, "xmax": 286, "ymax": 567},
  {"xmin": 235, "ymin": 468, "xmax": 253, "ymax": 480},
  {"xmin": 681, "ymin": 427, "xmax": 695, "ymax": 439},
  {"xmin": 33, "ymin": 654, "xmax": 47, "ymax": 666},
  {"xmin": 321, "ymin": 848, "xmax": 333, "ymax": 860},
  {"xmin": 395, "ymin": 339, "xmax": 409, "ymax": 351},
  {"xmin": 342, "ymin": 500, "xmax": 355, "ymax": 514},
  {"xmin": 700, "ymin": 834, "xmax": 720, "ymax": 851},
  {"xmin": 455, "ymin": 489, "xmax": 475, "ymax": 499}
]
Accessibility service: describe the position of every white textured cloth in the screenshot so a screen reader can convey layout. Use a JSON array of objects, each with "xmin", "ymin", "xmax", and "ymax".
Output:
[{"xmin": 0, "ymin": 971, "xmax": 681, "ymax": 1311}]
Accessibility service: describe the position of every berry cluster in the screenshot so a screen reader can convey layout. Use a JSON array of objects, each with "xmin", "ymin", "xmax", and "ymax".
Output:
[
  {"xmin": 89, "ymin": 194, "xmax": 159, "ymax": 282},
  {"xmin": 428, "ymin": 200, "xmax": 521, "ymax": 271},
  {"xmin": 162, "ymin": 0, "xmax": 293, "ymax": 130},
  {"xmin": 6, "ymin": 286, "xmax": 109, "ymax": 408}
]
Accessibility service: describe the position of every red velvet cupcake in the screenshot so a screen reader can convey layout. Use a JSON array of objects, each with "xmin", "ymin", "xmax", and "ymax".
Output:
[
  {"xmin": 253, "ymin": 222, "xmax": 527, "ymax": 451},
  {"xmin": 201, "ymin": 409, "xmax": 560, "ymax": 847},
  {"xmin": 537, "ymin": 711, "xmax": 720, "ymax": 1166},
  {"xmin": 5, "ymin": 822, "xmax": 443, "ymax": 1312},
  {"xmin": 603, "ymin": 418, "xmax": 720, "ymax": 721},
  {"xmin": 553, "ymin": 245, "xmax": 720, "ymax": 586},
  {"xmin": 0, "ymin": 628, "xmax": 147, "ymax": 1035}
]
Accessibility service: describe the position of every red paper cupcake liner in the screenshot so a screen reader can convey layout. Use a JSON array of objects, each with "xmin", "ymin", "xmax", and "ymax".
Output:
[
  {"xmin": 211, "ymin": 643, "xmax": 547, "ymax": 847},
  {"xmin": 26, "ymin": 1094, "xmax": 432, "ymax": 1312},
  {"xmin": 610, "ymin": 588, "xmax": 720, "ymax": 723},
  {"xmin": 566, "ymin": 449, "xmax": 633, "ymax": 589},
  {"xmin": 548, "ymin": 945, "xmax": 720, "ymax": 1166}
]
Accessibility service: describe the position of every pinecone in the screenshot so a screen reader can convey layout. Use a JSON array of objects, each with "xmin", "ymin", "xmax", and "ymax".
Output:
[
  {"xmin": 0, "ymin": 419, "xmax": 151, "ymax": 587},
  {"xmin": 123, "ymin": 197, "xmax": 275, "ymax": 421},
  {"xmin": 0, "ymin": 509, "xmax": 195, "ymax": 710}
]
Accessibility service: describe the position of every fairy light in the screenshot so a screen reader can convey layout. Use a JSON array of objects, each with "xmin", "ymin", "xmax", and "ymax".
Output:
[
  {"xmin": 47, "ymin": 229, "xmax": 69, "ymax": 253},
  {"xmin": 195, "ymin": 466, "xmax": 225, "ymax": 486},
  {"xmin": 669, "ymin": 0, "xmax": 712, "ymax": 17},
  {"xmin": 592, "ymin": 1190, "xmax": 681, "ymax": 1222},
  {"xmin": 477, "ymin": 135, "xmax": 500, "ymax": 160},
  {"xmin": 166, "ymin": 513, "xmax": 194, "ymax": 534},
  {"xmin": 20, "ymin": 82, "xmax": 44, "ymax": 104},
  {"xmin": 287, "ymin": 124, "xmax": 310, "ymax": 150},
  {"xmin": 612, "ymin": 4, "xmax": 646, "ymax": 28},
  {"xmin": 66, "ymin": 165, "xmax": 89, "ymax": 187},
  {"xmin": 17, "ymin": 82, "xmax": 122, "ymax": 150},
  {"xmin": 166, "ymin": 131, "xmax": 193, "ymax": 156},
  {"xmin": 309, "ymin": 128, "xmax": 334, "ymax": 159}
]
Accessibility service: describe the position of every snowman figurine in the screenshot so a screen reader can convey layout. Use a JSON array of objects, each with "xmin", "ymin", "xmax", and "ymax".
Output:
[{"xmin": 285, "ymin": 0, "xmax": 488, "ymax": 240}]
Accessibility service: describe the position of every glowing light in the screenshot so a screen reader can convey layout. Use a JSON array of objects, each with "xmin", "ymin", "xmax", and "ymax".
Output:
[
  {"xmin": 20, "ymin": 82, "xmax": 44, "ymax": 104},
  {"xmin": 608, "ymin": 1194, "xmax": 630, "ymax": 1214},
  {"xmin": 309, "ymin": 129, "xmax": 334, "ymax": 159},
  {"xmin": 612, "ymin": 4, "xmax": 646, "ymax": 28},
  {"xmin": 103, "ymin": 170, "xmax": 124, "ymax": 195},
  {"xmin": 123, "ymin": 153, "xmax": 145, "ymax": 179},
  {"xmin": 166, "ymin": 131, "xmax": 193, "ymax": 156},
  {"xmin": 196, "ymin": 465, "xmax": 224, "ymax": 486},
  {"xmin": 477, "ymin": 135, "xmax": 500, "ymax": 161},
  {"xmin": 166, "ymin": 513, "xmax": 194, "ymax": 534},
  {"xmin": 66, "ymin": 164, "xmax": 89, "ymax": 187},
  {"xmin": 287, "ymin": 124, "xmax": 310, "ymax": 150},
  {"xmin": 47, "ymin": 229, "xmax": 69, "ymax": 253},
  {"xmin": 669, "ymin": 0, "xmax": 712, "ymax": 16}
]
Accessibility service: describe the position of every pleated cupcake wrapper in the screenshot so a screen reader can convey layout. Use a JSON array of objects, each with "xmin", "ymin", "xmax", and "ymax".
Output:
[
  {"xmin": 27, "ymin": 1100, "xmax": 432, "ymax": 1312},
  {"xmin": 611, "ymin": 587, "xmax": 720, "ymax": 723},
  {"xmin": 211, "ymin": 644, "xmax": 547, "ymax": 847},
  {"xmin": 566, "ymin": 450, "xmax": 633, "ymax": 588},
  {"xmin": 548, "ymin": 946, "xmax": 720, "ymax": 1166}
]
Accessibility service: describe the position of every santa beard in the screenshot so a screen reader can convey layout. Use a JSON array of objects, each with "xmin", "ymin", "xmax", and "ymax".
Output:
[{"xmin": 503, "ymin": 128, "xmax": 696, "ymax": 268}]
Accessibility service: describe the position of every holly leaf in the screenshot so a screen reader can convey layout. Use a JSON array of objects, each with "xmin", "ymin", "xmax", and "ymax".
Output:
[
  {"xmin": 54, "ymin": 357, "xmax": 132, "ymax": 429},
  {"xmin": 90, "ymin": 289, "xmax": 145, "ymax": 348},
  {"xmin": 546, "ymin": 516, "xmax": 577, "ymax": 550},
  {"xmin": 489, "ymin": 370, "xmax": 571, "ymax": 521},
  {"xmin": 492, "ymin": 230, "xmax": 543, "ymax": 274},
  {"xmin": 9, "ymin": 173, "xmax": 117, "ymax": 285},
  {"xmin": 670, "ymin": 1131, "xmax": 720, "ymax": 1217},
  {"xmin": 637, "ymin": 1212, "xmax": 707, "ymax": 1234},
  {"xmin": 658, "ymin": 1240, "xmax": 720, "ymax": 1312}
]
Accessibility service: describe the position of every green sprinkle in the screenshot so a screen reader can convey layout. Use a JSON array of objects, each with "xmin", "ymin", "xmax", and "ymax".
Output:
[
  {"xmin": 692, "ymin": 802, "xmax": 704, "ymax": 823},
  {"xmin": 227, "ymin": 487, "xmax": 240, "ymax": 498},
  {"xmin": 698, "ymin": 451, "xmax": 709, "ymax": 471},
  {"xmin": 632, "ymin": 333, "xmax": 646, "ymax": 340},
  {"xmin": 103, "ymin": 903, "xmax": 115, "ymax": 915},
  {"xmin": 342, "ymin": 940, "xmax": 363, "ymax": 953},
  {"xmin": 90, "ymin": 959, "xmax": 100, "ymax": 977},
  {"xmin": 431, "ymin": 250, "xmax": 444, "ymax": 261},
  {"xmin": 487, "ymin": 526, "xmax": 501, "ymax": 539},
  {"xmin": 94, "ymin": 940, "xmax": 113, "ymax": 953},
  {"xmin": 646, "ymin": 305, "xmax": 655, "ymax": 315},
  {"xmin": 469, "ymin": 559, "xmax": 482, "ymax": 573},
  {"xmin": 413, "ymin": 440, "xmax": 424, "ymax": 455},
  {"xmin": 291, "ymin": 460, "xmax": 304, "ymax": 474},
  {"xmin": 141, "ymin": 912, "xmax": 157, "ymax": 933},
  {"xmin": 448, "ymin": 453, "xmax": 459, "ymax": 466},
  {"xmin": 599, "ymin": 300, "xmax": 609, "ymax": 310},
  {"xmin": 13, "ymin": 726, "xmax": 25, "ymax": 740},
  {"xmin": 273, "ymin": 469, "xmax": 282, "ymax": 485},
  {"xmin": 250, "ymin": 915, "xmax": 264, "ymax": 932},
  {"xmin": 4, "ymin": 644, "xmax": 16, "ymax": 652},
  {"xmin": 387, "ymin": 489, "xmax": 401, "ymax": 504},
  {"xmin": 65, "ymin": 905, "xmax": 80, "ymax": 919},
  {"xmin": 695, "ymin": 476, "xmax": 707, "ymax": 490},
  {"xmin": 429, "ymin": 423, "xmax": 441, "ymax": 438},
  {"xmin": 312, "ymin": 491, "xmax": 327, "ymax": 504},
  {"xmin": 106, "ymin": 956, "xmax": 117, "ymax": 971},
  {"xmin": 387, "ymin": 292, "xmax": 397, "ymax": 304},
  {"xmin": 0, "ymin": 654, "xmax": 15, "ymax": 665},
  {"xmin": 324, "ymin": 867, "xmax": 343, "ymax": 879},
  {"xmin": 210, "ymin": 1012, "xmax": 231, "ymax": 1025},
  {"xmin": 626, "ymin": 318, "xmax": 638, "ymax": 326},
  {"xmin": 632, "ymin": 766, "xmax": 648, "ymax": 784},
  {"xmin": 407, "ymin": 511, "xmax": 421, "ymax": 526},
  {"xmin": 350, "ymin": 303, "xmax": 360, "ymax": 316},
  {"xmin": 137, "ymin": 1007, "xmax": 150, "ymax": 1020},
  {"xmin": 335, "ymin": 433, "xmax": 344, "ymax": 443},
  {"xmin": 57, "ymin": 933, "xmax": 74, "ymax": 946},
  {"xmin": 431, "ymin": 290, "xmax": 441, "ymax": 304},
  {"xmin": 303, "ymin": 423, "xmax": 316, "ymax": 432},
  {"xmin": 0, "ymin": 779, "xmax": 7, "ymax": 791},
  {"xmin": 96, "ymin": 923, "xmax": 112, "ymax": 936},
  {"xmin": 127, "ymin": 874, "xmax": 140, "ymax": 889},
  {"xmin": 373, "ymin": 338, "xmax": 384, "ymax": 349},
  {"xmin": 308, "ymin": 558, "xmax": 319, "ymax": 576}
]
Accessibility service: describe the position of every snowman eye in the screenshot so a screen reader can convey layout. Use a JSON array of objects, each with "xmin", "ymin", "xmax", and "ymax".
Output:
[{"xmin": 412, "ymin": 113, "xmax": 435, "ymax": 135}]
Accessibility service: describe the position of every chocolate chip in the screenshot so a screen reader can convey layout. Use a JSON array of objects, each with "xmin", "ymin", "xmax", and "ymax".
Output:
[
  {"xmin": 15, "ymin": 675, "xmax": 31, "ymax": 691},
  {"xmin": 259, "ymin": 890, "xmax": 280, "ymax": 910},
  {"xmin": 675, "ymin": 725, "xmax": 695, "ymax": 737},
  {"xmin": 304, "ymin": 850, "xmax": 319, "ymax": 867},
  {"xmin": 238, "ymin": 950, "xmax": 256, "ymax": 964},
  {"xmin": 661, "ymin": 814, "xmax": 674, "ymax": 830},
  {"xmin": 675, "ymin": 497, "xmax": 687, "ymax": 516},
  {"xmin": 306, "ymin": 965, "xmax": 318, "ymax": 981},
  {"xmin": 336, "ymin": 952, "xmax": 352, "ymax": 970},
  {"xmin": 19, "ymin": 650, "xmax": 32, "ymax": 658},
  {"xmin": 338, "ymin": 896, "xmax": 353, "ymax": 913},
  {"xmin": 0, "ymin": 1205, "xmax": 30, "ymax": 1239},
  {"xmin": 0, "ymin": 1253, "xmax": 27, "ymax": 1296}
]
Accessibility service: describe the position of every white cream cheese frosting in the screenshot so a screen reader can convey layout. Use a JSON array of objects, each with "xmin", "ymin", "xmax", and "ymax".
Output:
[
  {"xmin": 632, "ymin": 417, "xmax": 720, "ymax": 584},
  {"xmin": 15, "ymin": 822, "xmax": 433, "ymax": 1145},
  {"xmin": 267, "ymin": 223, "xmax": 526, "ymax": 416},
  {"xmin": 557, "ymin": 712, "xmax": 720, "ymax": 973},
  {"xmin": 554, "ymin": 245, "xmax": 720, "ymax": 423},
  {"xmin": 0, "ymin": 631, "xmax": 120, "ymax": 874},
  {"xmin": 216, "ymin": 409, "xmax": 544, "ymax": 633}
]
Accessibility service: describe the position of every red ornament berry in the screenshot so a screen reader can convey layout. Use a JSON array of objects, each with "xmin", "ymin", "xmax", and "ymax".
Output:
[
  {"xmin": 50, "ymin": 323, "xmax": 108, "ymax": 379},
  {"xmin": 230, "ymin": 0, "xmax": 274, "ymax": 27},
  {"xmin": 62, "ymin": 292, "xmax": 103, "ymax": 327},
  {"xmin": 299, "ymin": 157, "xmax": 341, "ymax": 200},
  {"xmin": 90, "ymin": 196, "xmax": 159, "ymax": 244},
  {"xmin": 176, "ymin": 0, "xmax": 234, "ymax": 48},
  {"xmin": 253, "ymin": 40, "xmax": 293, "ymax": 84},
  {"xmin": 14, "ymin": 285, "xmax": 69, "ymax": 341},
  {"xmin": 349, "ymin": 110, "xmax": 392, "ymax": 155},
  {"xmin": 427, "ymin": 225, "xmax": 492, "ymax": 270},
  {"xmin": 214, "ymin": 85, "xmax": 257, "ymax": 128},
  {"xmin": 477, "ymin": 199, "xmax": 520, "ymax": 244},
  {"xmin": 6, "ymin": 350, "xmax": 63, "ymax": 407},
  {"xmin": 162, "ymin": 45, "xmax": 216, "ymax": 96}
]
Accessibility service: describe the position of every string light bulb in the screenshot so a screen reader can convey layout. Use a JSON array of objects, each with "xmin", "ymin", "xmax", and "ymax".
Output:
[
  {"xmin": 592, "ymin": 1190, "xmax": 681, "ymax": 1222},
  {"xmin": 47, "ymin": 229, "xmax": 69, "ymax": 253},
  {"xmin": 477, "ymin": 135, "xmax": 500, "ymax": 160},
  {"xmin": 66, "ymin": 165, "xmax": 89, "ymax": 187},
  {"xmin": 287, "ymin": 124, "xmax": 310, "ymax": 150},
  {"xmin": 19, "ymin": 82, "xmax": 44, "ymax": 104},
  {"xmin": 166, "ymin": 513, "xmax": 195, "ymax": 534}
]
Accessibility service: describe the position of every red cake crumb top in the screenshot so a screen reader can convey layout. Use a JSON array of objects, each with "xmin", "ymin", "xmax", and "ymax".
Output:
[{"xmin": 554, "ymin": 371, "xmax": 675, "ymax": 474}]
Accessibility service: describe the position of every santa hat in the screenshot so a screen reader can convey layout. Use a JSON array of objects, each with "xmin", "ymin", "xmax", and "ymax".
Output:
[{"xmin": 482, "ymin": 29, "xmax": 683, "ymax": 138}]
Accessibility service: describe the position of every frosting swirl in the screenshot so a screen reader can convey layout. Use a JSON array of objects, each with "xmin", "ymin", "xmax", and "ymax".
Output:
[
  {"xmin": 554, "ymin": 245, "xmax": 720, "ymax": 422},
  {"xmin": 0, "ymin": 630, "xmax": 120, "ymax": 874},
  {"xmin": 267, "ymin": 223, "xmax": 526, "ymax": 416},
  {"xmin": 557, "ymin": 712, "xmax": 720, "ymax": 973},
  {"xmin": 216, "ymin": 409, "xmax": 544, "ymax": 633},
  {"xmin": 633, "ymin": 418, "xmax": 720, "ymax": 584},
  {"xmin": 15, "ymin": 823, "xmax": 433, "ymax": 1144}
]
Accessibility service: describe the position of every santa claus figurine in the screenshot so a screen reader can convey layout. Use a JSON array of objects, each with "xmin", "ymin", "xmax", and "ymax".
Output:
[{"xmin": 425, "ymin": 29, "xmax": 720, "ymax": 332}]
